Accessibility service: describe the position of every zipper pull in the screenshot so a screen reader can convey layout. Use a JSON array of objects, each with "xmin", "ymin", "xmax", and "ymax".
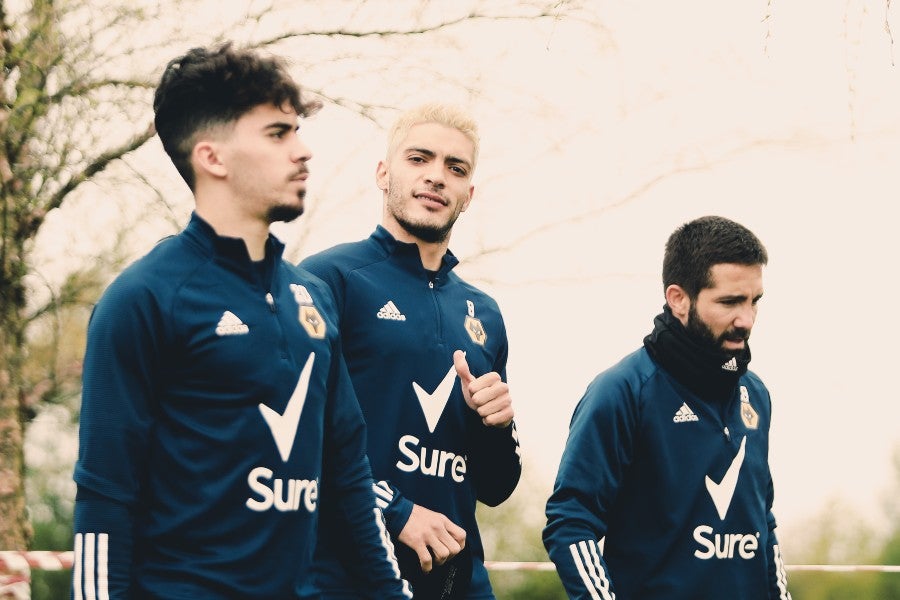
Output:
[
  {"xmin": 265, "ymin": 292, "xmax": 276, "ymax": 312},
  {"xmin": 723, "ymin": 426, "xmax": 731, "ymax": 442}
]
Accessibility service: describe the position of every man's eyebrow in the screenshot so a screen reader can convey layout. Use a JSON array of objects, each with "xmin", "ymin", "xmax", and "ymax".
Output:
[
  {"xmin": 717, "ymin": 292, "xmax": 763, "ymax": 302},
  {"xmin": 264, "ymin": 121, "xmax": 295, "ymax": 133},
  {"xmin": 404, "ymin": 146, "xmax": 472, "ymax": 170},
  {"xmin": 445, "ymin": 155, "xmax": 472, "ymax": 169},
  {"xmin": 404, "ymin": 146, "xmax": 436, "ymax": 158}
]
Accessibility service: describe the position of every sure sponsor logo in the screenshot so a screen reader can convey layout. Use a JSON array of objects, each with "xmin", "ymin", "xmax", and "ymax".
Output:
[
  {"xmin": 412, "ymin": 365, "xmax": 457, "ymax": 433},
  {"xmin": 693, "ymin": 525, "xmax": 760, "ymax": 559},
  {"xmin": 245, "ymin": 466, "xmax": 318, "ymax": 513},
  {"xmin": 395, "ymin": 434, "xmax": 467, "ymax": 483},
  {"xmin": 693, "ymin": 435, "xmax": 760, "ymax": 560}
]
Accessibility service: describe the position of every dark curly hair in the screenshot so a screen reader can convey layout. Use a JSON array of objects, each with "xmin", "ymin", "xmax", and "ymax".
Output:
[
  {"xmin": 662, "ymin": 215, "xmax": 768, "ymax": 299},
  {"xmin": 153, "ymin": 42, "xmax": 321, "ymax": 190}
]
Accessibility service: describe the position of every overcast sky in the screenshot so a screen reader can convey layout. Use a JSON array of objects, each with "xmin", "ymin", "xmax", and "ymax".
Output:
[{"xmin": 284, "ymin": 0, "xmax": 900, "ymax": 537}]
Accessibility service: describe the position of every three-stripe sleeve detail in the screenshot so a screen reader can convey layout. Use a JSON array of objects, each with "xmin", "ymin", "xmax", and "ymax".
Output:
[
  {"xmin": 568, "ymin": 539, "xmax": 615, "ymax": 600},
  {"xmin": 73, "ymin": 532, "xmax": 109, "ymax": 600},
  {"xmin": 773, "ymin": 543, "xmax": 792, "ymax": 600},
  {"xmin": 373, "ymin": 507, "xmax": 413, "ymax": 599},
  {"xmin": 373, "ymin": 480, "xmax": 393, "ymax": 510}
]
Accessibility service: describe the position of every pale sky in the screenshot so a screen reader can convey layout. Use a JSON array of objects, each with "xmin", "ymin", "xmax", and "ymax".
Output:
[
  {"xmin": 29, "ymin": 0, "xmax": 900, "ymax": 559},
  {"xmin": 284, "ymin": 0, "xmax": 900, "ymax": 540}
]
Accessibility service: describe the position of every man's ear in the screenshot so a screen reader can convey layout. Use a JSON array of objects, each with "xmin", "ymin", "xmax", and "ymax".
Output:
[
  {"xmin": 192, "ymin": 140, "xmax": 228, "ymax": 179},
  {"xmin": 460, "ymin": 185, "xmax": 474, "ymax": 213},
  {"xmin": 375, "ymin": 160, "xmax": 388, "ymax": 192},
  {"xmin": 665, "ymin": 284, "xmax": 691, "ymax": 324}
]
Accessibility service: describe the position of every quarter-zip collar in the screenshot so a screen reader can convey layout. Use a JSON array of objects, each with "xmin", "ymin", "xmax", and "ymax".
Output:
[
  {"xmin": 370, "ymin": 225, "xmax": 459, "ymax": 284},
  {"xmin": 182, "ymin": 212, "xmax": 285, "ymax": 286}
]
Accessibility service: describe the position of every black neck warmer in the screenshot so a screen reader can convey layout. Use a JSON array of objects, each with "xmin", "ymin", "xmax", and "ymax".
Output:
[{"xmin": 643, "ymin": 305, "xmax": 751, "ymax": 403}]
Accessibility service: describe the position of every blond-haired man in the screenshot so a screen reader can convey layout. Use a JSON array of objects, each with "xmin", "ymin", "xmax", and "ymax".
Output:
[{"xmin": 302, "ymin": 104, "xmax": 522, "ymax": 599}]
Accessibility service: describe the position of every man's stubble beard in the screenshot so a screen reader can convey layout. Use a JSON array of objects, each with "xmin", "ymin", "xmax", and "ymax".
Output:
[
  {"xmin": 387, "ymin": 182, "xmax": 457, "ymax": 244},
  {"xmin": 266, "ymin": 191, "xmax": 305, "ymax": 224}
]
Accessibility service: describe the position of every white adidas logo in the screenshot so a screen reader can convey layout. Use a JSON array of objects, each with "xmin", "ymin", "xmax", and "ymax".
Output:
[
  {"xmin": 721, "ymin": 357, "xmax": 738, "ymax": 372},
  {"xmin": 216, "ymin": 310, "xmax": 249, "ymax": 336},
  {"xmin": 376, "ymin": 300, "xmax": 406, "ymax": 321},
  {"xmin": 673, "ymin": 402, "xmax": 699, "ymax": 423}
]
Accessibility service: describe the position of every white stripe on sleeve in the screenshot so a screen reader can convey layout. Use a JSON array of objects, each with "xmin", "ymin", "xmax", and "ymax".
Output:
[
  {"xmin": 84, "ymin": 533, "xmax": 96, "ymax": 600},
  {"xmin": 73, "ymin": 532, "xmax": 109, "ymax": 600},
  {"xmin": 97, "ymin": 533, "xmax": 109, "ymax": 600},
  {"xmin": 773, "ymin": 543, "xmax": 792, "ymax": 600},
  {"xmin": 372, "ymin": 507, "xmax": 413, "ymax": 599},
  {"xmin": 73, "ymin": 533, "xmax": 83, "ymax": 600},
  {"xmin": 373, "ymin": 480, "xmax": 394, "ymax": 509},
  {"xmin": 568, "ymin": 539, "xmax": 615, "ymax": 600}
]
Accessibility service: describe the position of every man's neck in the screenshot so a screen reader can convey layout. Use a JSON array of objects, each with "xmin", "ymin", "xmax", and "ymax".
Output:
[
  {"xmin": 195, "ymin": 200, "xmax": 269, "ymax": 261},
  {"xmin": 383, "ymin": 222, "xmax": 449, "ymax": 271}
]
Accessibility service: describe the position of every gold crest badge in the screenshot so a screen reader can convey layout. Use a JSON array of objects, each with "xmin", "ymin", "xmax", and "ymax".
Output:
[
  {"xmin": 299, "ymin": 305, "xmax": 326, "ymax": 339},
  {"xmin": 465, "ymin": 316, "xmax": 486, "ymax": 346},
  {"xmin": 464, "ymin": 299, "xmax": 486, "ymax": 346},
  {"xmin": 739, "ymin": 386, "xmax": 759, "ymax": 429}
]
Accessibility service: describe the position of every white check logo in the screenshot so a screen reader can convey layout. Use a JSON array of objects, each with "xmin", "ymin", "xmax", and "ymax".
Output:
[
  {"xmin": 705, "ymin": 435, "xmax": 747, "ymax": 520},
  {"xmin": 259, "ymin": 352, "xmax": 314, "ymax": 462},
  {"xmin": 412, "ymin": 364, "xmax": 457, "ymax": 434}
]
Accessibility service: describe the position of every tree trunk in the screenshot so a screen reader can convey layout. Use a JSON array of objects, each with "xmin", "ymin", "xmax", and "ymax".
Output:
[{"xmin": 0, "ymin": 237, "xmax": 31, "ymax": 550}]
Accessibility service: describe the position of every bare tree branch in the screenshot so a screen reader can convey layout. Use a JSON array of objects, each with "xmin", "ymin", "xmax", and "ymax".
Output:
[
  {"xmin": 119, "ymin": 156, "xmax": 185, "ymax": 231},
  {"xmin": 251, "ymin": 10, "xmax": 560, "ymax": 47},
  {"xmin": 303, "ymin": 87, "xmax": 394, "ymax": 123},
  {"xmin": 44, "ymin": 121, "xmax": 156, "ymax": 215},
  {"xmin": 47, "ymin": 78, "xmax": 155, "ymax": 105},
  {"xmin": 887, "ymin": 0, "xmax": 895, "ymax": 65},
  {"xmin": 461, "ymin": 136, "xmax": 833, "ymax": 267}
]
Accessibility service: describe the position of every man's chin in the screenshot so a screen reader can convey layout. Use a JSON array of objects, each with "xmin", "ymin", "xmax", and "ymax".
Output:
[
  {"xmin": 267, "ymin": 205, "xmax": 304, "ymax": 224},
  {"xmin": 399, "ymin": 219, "xmax": 451, "ymax": 244},
  {"xmin": 721, "ymin": 341, "xmax": 747, "ymax": 355}
]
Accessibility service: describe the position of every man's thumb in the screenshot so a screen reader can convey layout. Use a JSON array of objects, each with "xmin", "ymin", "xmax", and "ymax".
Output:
[{"xmin": 453, "ymin": 350, "xmax": 473, "ymax": 384}]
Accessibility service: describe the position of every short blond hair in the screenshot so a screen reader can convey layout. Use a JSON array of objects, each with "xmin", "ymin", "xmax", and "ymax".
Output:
[{"xmin": 385, "ymin": 103, "xmax": 480, "ymax": 172}]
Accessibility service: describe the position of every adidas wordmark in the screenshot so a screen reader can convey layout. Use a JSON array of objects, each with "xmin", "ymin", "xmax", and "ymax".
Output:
[
  {"xmin": 376, "ymin": 301, "xmax": 406, "ymax": 321},
  {"xmin": 216, "ymin": 311, "xmax": 249, "ymax": 336},
  {"xmin": 673, "ymin": 402, "xmax": 699, "ymax": 423}
]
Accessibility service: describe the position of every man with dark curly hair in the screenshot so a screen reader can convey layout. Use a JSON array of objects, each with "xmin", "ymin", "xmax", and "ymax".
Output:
[{"xmin": 72, "ymin": 43, "xmax": 411, "ymax": 600}]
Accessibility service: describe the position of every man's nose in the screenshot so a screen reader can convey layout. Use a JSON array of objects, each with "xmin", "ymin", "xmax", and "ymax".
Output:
[
  {"xmin": 734, "ymin": 305, "xmax": 756, "ymax": 329},
  {"xmin": 423, "ymin": 162, "xmax": 445, "ymax": 186},
  {"xmin": 291, "ymin": 136, "xmax": 313, "ymax": 162}
]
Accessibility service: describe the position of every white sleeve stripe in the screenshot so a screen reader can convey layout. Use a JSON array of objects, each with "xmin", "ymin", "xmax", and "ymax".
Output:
[
  {"xmin": 773, "ymin": 544, "xmax": 792, "ymax": 600},
  {"xmin": 568, "ymin": 542, "xmax": 602, "ymax": 600},
  {"xmin": 73, "ymin": 533, "xmax": 83, "ymax": 600},
  {"xmin": 84, "ymin": 533, "xmax": 96, "ymax": 600},
  {"xmin": 582, "ymin": 540, "xmax": 615, "ymax": 600},
  {"xmin": 376, "ymin": 497, "xmax": 389, "ymax": 509},
  {"xmin": 374, "ymin": 480, "xmax": 394, "ymax": 501},
  {"xmin": 73, "ymin": 532, "xmax": 109, "ymax": 600},
  {"xmin": 568, "ymin": 540, "xmax": 615, "ymax": 600},
  {"xmin": 372, "ymin": 507, "xmax": 414, "ymax": 599},
  {"xmin": 98, "ymin": 533, "xmax": 109, "ymax": 600}
]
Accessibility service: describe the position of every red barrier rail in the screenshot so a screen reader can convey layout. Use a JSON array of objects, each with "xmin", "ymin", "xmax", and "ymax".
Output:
[
  {"xmin": 3, "ymin": 551, "xmax": 899, "ymax": 599},
  {"xmin": 3, "ymin": 551, "xmax": 899, "ymax": 574},
  {"xmin": 482, "ymin": 561, "xmax": 900, "ymax": 573}
]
